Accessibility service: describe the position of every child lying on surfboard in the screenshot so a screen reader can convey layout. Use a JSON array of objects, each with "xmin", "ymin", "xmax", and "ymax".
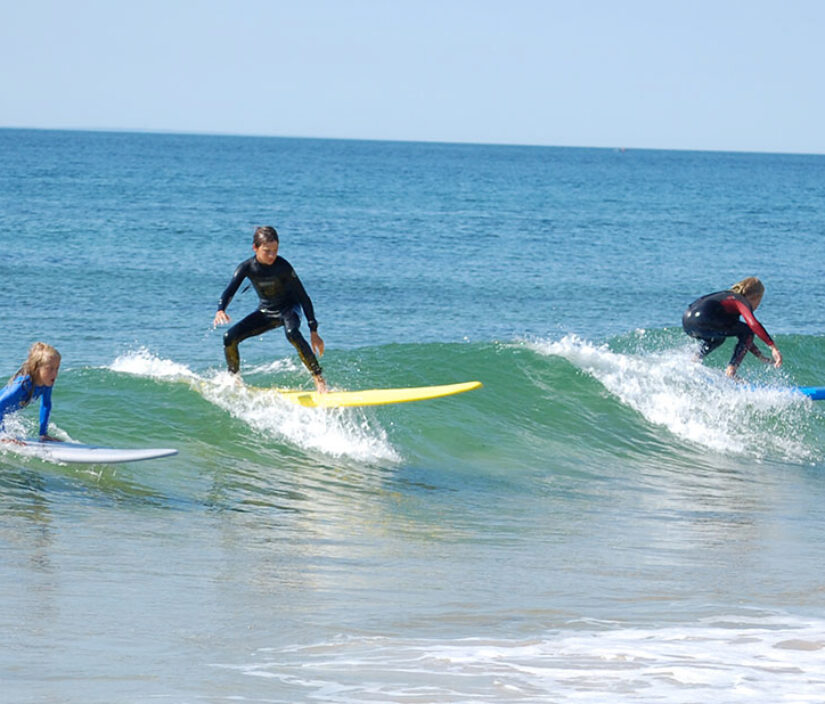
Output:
[{"xmin": 0, "ymin": 342, "xmax": 63, "ymax": 443}]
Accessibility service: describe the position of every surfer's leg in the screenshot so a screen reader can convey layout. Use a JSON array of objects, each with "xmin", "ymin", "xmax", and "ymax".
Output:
[
  {"xmin": 282, "ymin": 310, "xmax": 324, "ymax": 379},
  {"xmin": 223, "ymin": 311, "xmax": 278, "ymax": 374},
  {"xmin": 728, "ymin": 322, "xmax": 754, "ymax": 370},
  {"xmin": 696, "ymin": 336, "xmax": 726, "ymax": 360},
  {"xmin": 683, "ymin": 310, "xmax": 724, "ymax": 361},
  {"xmin": 683, "ymin": 321, "xmax": 726, "ymax": 361}
]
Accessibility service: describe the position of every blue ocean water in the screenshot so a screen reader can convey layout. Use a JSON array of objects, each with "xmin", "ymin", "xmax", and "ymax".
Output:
[{"xmin": 1, "ymin": 128, "xmax": 825, "ymax": 702}]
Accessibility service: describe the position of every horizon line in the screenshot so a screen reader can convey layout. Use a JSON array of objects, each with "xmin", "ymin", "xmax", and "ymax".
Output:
[{"xmin": 2, "ymin": 124, "xmax": 823, "ymax": 158}]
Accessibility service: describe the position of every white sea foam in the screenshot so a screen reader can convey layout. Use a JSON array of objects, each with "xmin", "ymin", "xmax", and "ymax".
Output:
[
  {"xmin": 0, "ymin": 405, "xmax": 72, "ymax": 446},
  {"xmin": 528, "ymin": 335, "xmax": 816, "ymax": 461},
  {"xmin": 109, "ymin": 350, "xmax": 400, "ymax": 463},
  {"xmin": 218, "ymin": 614, "xmax": 825, "ymax": 703},
  {"xmin": 110, "ymin": 347, "xmax": 199, "ymax": 382}
]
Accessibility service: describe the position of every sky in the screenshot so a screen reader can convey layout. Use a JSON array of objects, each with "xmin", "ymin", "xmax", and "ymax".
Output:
[{"xmin": 2, "ymin": 0, "xmax": 824, "ymax": 153}]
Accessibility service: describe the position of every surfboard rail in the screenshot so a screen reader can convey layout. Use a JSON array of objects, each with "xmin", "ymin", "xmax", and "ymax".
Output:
[
  {"xmin": 259, "ymin": 380, "xmax": 483, "ymax": 408},
  {"xmin": 740, "ymin": 383, "xmax": 825, "ymax": 401},
  {"xmin": 796, "ymin": 386, "xmax": 825, "ymax": 401},
  {"xmin": 4, "ymin": 440, "xmax": 179, "ymax": 464}
]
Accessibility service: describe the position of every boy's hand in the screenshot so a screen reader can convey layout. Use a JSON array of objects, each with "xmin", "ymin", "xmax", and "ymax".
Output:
[{"xmin": 311, "ymin": 331, "xmax": 325, "ymax": 357}]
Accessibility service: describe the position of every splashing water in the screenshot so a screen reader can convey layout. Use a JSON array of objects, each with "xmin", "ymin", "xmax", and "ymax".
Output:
[
  {"xmin": 109, "ymin": 350, "xmax": 400, "ymax": 463},
  {"xmin": 529, "ymin": 335, "xmax": 817, "ymax": 462}
]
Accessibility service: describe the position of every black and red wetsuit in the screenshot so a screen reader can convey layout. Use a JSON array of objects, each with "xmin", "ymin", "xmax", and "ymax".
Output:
[
  {"xmin": 682, "ymin": 290, "xmax": 774, "ymax": 368},
  {"xmin": 217, "ymin": 256, "xmax": 322, "ymax": 376}
]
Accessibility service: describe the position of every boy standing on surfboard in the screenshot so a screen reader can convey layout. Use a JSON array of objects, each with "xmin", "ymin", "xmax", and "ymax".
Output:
[{"xmin": 213, "ymin": 226, "xmax": 328, "ymax": 393}]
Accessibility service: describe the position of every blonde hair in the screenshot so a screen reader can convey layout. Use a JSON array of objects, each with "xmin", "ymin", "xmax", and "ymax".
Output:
[
  {"xmin": 10, "ymin": 342, "xmax": 61, "ymax": 389},
  {"xmin": 730, "ymin": 277, "xmax": 765, "ymax": 300}
]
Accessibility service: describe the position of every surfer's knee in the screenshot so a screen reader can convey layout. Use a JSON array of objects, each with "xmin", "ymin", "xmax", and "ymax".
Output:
[{"xmin": 283, "ymin": 325, "xmax": 303, "ymax": 345}]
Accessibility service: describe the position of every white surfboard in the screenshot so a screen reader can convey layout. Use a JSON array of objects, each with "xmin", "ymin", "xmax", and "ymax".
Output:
[{"xmin": 6, "ymin": 440, "xmax": 178, "ymax": 464}]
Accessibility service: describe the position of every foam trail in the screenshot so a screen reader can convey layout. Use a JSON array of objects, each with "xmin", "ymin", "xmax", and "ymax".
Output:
[
  {"xmin": 529, "ymin": 335, "xmax": 815, "ymax": 461},
  {"xmin": 218, "ymin": 613, "xmax": 825, "ymax": 703},
  {"xmin": 109, "ymin": 350, "xmax": 400, "ymax": 463}
]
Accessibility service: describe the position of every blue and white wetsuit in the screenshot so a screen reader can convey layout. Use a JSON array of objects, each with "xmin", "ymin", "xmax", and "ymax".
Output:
[{"xmin": 0, "ymin": 375, "xmax": 53, "ymax": 436}]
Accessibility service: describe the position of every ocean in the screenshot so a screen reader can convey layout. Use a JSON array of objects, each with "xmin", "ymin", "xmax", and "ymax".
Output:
[{"xmin": 1, "ymin": 128, "xmax": 824, "ymax": 703}]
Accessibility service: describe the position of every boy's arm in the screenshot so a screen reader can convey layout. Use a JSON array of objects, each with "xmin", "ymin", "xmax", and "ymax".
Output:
[
  {"xmin": 214, "ymin": 261, "xmax": 248, "ymax": 325},
  {"xmin": 289, "ymin": 269, "xmax": 318, "ymax": 332}
]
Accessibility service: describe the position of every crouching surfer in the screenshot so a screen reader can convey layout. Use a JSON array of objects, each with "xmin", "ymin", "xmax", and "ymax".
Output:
[
  {"xmin": 213, "ymin": 226, "xmax": 328, "ymax": 393},
  {"xmin": 682, "ymin": 277, "xmax": 782, "ymax": 378}
]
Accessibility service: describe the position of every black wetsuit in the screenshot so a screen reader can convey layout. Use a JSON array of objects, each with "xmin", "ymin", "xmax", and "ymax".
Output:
[
  {"xmin": 682, "ymin": 290, "xmax": 774, "ymax": 368},
  {"xmin": 217, "ymin": 256, "xmax": 321, "ymax": 376}
]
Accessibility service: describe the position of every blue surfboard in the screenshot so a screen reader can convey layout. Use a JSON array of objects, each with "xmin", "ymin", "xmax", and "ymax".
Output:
[
  {"xmin": 738, "ymin": 382, "xmax": 825, "ymax": 401},
  {"xmin": 796, "ymin": 386, "xmax": 825, "ymax": 401}
]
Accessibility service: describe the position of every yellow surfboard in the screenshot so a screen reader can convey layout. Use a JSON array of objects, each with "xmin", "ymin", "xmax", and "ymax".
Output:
[{"xmin": 262, "ymin": 380, "xmax": 483, "ymax": 408}]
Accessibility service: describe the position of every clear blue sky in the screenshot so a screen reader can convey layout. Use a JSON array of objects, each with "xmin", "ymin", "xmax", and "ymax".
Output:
[{"xmin": 3, "ymin": 0, "xmax": 824, "ymax": 153}]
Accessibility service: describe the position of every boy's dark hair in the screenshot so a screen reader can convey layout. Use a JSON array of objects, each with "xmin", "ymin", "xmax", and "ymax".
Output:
[{"xmin": 253, "ymin": 226, "xmax": 279, "ymax": 246}]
